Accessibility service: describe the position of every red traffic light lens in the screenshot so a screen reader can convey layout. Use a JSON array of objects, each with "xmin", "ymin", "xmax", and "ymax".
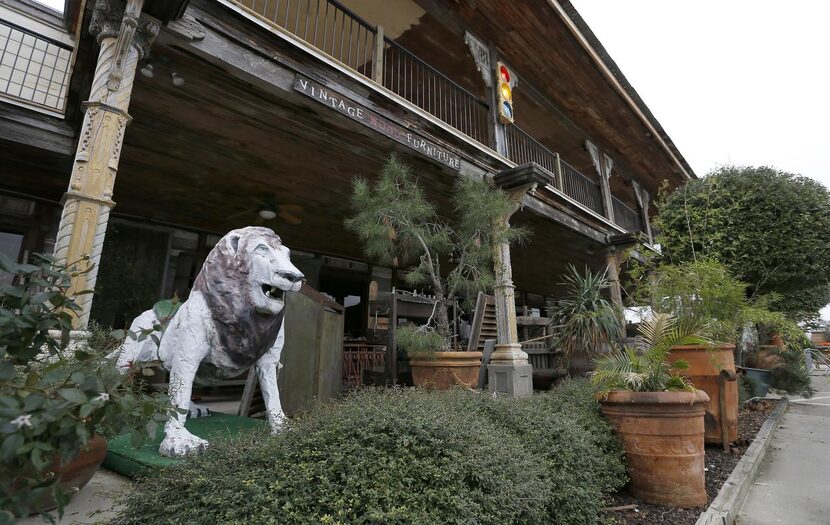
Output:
[{"xmin": 499, "ymin": 64, "xmax": 510, "ymax": 83}]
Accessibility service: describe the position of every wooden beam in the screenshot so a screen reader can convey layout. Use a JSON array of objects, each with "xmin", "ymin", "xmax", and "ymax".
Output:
[
  {"xmin": 522, "ymin": 193, "xmax": 608, "ymax": 244},
  {"xmin": 0, "ymin": 104, "xmax": 75, "ymax": 156}
]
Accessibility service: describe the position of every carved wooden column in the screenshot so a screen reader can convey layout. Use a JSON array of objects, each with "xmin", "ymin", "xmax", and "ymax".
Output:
[
  {"xmin": 632, "ymin": 180, "xmax": 654, "ymax": 244},
  {"xmin": 53, "ymin": 0, "xmax": 159, "ymax": 327},
  {"xmin": 606, "ymin": 246, "xmax": 623, "ymax": 310},
  {"xmin": 586, "ymin": 140, "xmax": 615, "ymax": 222},
  {"xmin": 490, "ymin": 164, "xmax": 548, "ymax": 397}
]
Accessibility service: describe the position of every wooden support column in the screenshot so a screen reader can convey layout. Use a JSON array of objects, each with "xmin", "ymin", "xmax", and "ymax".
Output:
[
  {"xmin": 606, "ymin": 246, "xmax": 623, "ymax": 310},
  {"xmin": 632, "ymin": 180, "xmax": 654, "ymax": 245},
  {"xmin": 487, "ymin": 47, "xmax": 507, "ymax": 156},
  {"xmin": 586, "ymin": 139, "xmax": 614, "ymax": 222},
  {"xmin": 372, "ymin": 25, "xmax": 384, "ymax": 84},
  {"xmin": 53, "ymin": 0, "xmax": 159, "ymax": 327},
  {"xmin": 490, "ymin": 164, "xmax": 549, "ymax": 397}
]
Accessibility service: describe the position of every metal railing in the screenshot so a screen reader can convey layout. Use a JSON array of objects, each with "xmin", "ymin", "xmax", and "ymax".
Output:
[
  {"xmin": 505, "ymin": 124, "xmax": 559, "ymax": 175},
  {"xmin": 236, "ymin": 0, "xmax": 378, "ymax": 77},
  {"xmin": 560, "ymin": 159, "xmax": 604, "ymax": 215},
  {"xmin": 381, "ymin": 38, "xmax": 488, "ymax": 144},
  {"xmin": 342, "ymin": 343, "xmax": 386, "ymax": 388},
  {"xmin": 234, "ymin": 0, "xmax": 488, "ymax": 143},
  {"xmin": 0, "ymin": 20, "xmax": 72, "ymax": 113},
  {"xmin": 612, "ymin": 195, "xmax": 642, "ymax": 233}
]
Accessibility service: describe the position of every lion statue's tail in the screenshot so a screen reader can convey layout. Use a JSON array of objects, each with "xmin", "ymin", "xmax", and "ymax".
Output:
[{"xmin": 109, "ymin": 309, "xmax": 163, "ymax": 371}]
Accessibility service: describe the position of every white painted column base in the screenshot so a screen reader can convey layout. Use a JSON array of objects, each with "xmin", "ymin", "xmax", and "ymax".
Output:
[{"xmin": 488, "ymin": 342, "xmax": 533, "ymax": 397}]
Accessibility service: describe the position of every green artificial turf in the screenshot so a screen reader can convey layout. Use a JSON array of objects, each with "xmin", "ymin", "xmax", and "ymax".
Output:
[{"xmin": 103, "ymin": 413, "xmax": 266, "ymax": 477}]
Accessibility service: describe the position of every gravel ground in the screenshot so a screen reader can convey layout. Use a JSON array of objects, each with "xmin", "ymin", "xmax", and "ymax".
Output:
[{"xmin": 603, "ymin": 399, "xmax": 777, "ymax": 525}]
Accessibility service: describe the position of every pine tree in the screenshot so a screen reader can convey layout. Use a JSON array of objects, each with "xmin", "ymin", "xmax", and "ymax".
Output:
[{"xmin": 345, "ymin": 155, "xmax": 528, "ymax": 345}]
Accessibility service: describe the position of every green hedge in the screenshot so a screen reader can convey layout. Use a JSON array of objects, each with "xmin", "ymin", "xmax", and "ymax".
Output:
[{"xmin": 111, "ymin": 380, "xmax": 625, "ymax": 525}]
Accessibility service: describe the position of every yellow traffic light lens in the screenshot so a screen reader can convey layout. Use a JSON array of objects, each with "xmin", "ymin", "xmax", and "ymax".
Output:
[{"xmin": 500, "ymin": 83, "xmax": 512, "ymax": 100}]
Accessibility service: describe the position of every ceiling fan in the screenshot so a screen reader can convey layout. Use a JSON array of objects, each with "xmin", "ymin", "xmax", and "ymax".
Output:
[{"xmin": 228, "ymin": 193, "xmax": 303, "ymax": 226}]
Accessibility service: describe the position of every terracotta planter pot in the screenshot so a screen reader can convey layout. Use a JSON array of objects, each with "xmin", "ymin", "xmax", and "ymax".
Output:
[
  {"xmin": 746, "ymin": 345, "xmax": 786, "ymax": 370},
  {"xmin": 668, "ymin": 344, "xmax": 738, "ymax": 444},
  {"xmin": 770, "ymin": 334, "xmax": 785, "ymax": 349},
  {"xmin": 408, "ymin": 351, "xmax": 483, "ymax": 389},
  {"xmin": 35, "ymin": 434, "xmax": 108, "ymax": 513},
  {"xmin": 600, "ymin": 390, "xmax": 709, "ymax": 508}
]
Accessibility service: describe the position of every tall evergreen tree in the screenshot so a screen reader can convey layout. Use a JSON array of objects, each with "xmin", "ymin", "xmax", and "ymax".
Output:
[{"xmin": 345, "ymin": 156, "xmax": 528, "ymax": 341}]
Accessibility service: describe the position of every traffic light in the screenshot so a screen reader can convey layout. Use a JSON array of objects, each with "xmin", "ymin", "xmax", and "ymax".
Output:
[{"xmin": 495, "ymin": 61, "xmax": 515, "ymax": 124}]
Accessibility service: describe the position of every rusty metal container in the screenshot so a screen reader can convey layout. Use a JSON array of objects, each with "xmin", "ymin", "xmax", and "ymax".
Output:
[
  {"xmin": 668, "ymin": 344, "xmax": 738, "ymax": 443},
  {"xmin": 408, "ymin": 351, "xmax": 482, "ymax": 389},
  {"xmin": 601, "ymin": 390, "xmax": 709, "ymax": 508}
]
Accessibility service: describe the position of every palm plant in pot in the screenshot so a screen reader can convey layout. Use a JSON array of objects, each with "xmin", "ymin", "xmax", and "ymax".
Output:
[
  {"xmin": 592, "ymin": 313, "xmax": 710, "ymax": 508},
  {"xmin": 630, "ymin": 258, "xmax": 746, "ymax": 443},
  {"xmin": 345, "ymin": 156, "xmax": 527, "ymax": 389},
  {"xmin": 548, "ymin": 265, "xmax": 621, "ymax": 378},
  {"xmin": 0, "ymin": 254, "xmax": 174, "ymax": 520}
]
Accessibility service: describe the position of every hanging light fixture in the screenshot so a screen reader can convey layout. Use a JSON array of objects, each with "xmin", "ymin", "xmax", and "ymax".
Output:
[
  {"xmin": 139, "ymin": 62, "xmax": 154, "ymax": 78},
  {"xmin": 171, "ymin": 72, "xmax": 185, "ymax": 87}
]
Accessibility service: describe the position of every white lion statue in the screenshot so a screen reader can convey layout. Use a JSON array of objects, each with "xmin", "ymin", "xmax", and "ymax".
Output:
[{"xmin": 115, "ymin": 227, "xmax": 304, "ymax": 457}]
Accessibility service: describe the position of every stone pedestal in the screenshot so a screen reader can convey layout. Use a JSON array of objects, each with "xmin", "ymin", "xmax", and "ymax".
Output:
[{"xmin": 488, "ymin": 343, "xmax": 533, "ymax": 397}]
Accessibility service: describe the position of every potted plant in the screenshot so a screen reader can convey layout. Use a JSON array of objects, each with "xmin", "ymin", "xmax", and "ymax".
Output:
[
  {"xmin": 548, "ymin": 265, "xmax": 621, "ymax": 378},
  {"xmin": 630, "ymin": 259, "xmax": 744, "ymax": 443},
  {"xmin": 345, "ymin": 156, "xmax": 527, "ymax": 388},
  {"xmin": 592, "ymin": 313, "xmax": 710, "ymax": 507},
  {"xmin": 0, "ymin": 254, "xmax": 174, "ymax": 520}
]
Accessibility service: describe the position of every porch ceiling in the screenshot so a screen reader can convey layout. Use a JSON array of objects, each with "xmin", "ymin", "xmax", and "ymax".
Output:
[{"xmin": 0, "ymin": 22, "xmax": 613, "ymax": 293}]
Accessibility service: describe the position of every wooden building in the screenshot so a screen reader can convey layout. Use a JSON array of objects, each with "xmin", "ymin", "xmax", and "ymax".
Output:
[{"xmin": 0, "ymin": 0, "xmax": 695, "ymax": 394}]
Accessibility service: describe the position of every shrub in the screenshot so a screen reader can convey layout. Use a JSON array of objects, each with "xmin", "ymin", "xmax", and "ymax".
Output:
[
  {"xmin": 112, "ymin": 383, "xmax": 625, "ymax": 525},
  {"xmin": 0, "ymin": 255, "xmax": 173, "ymax": 520},
  {"xmin": 767, "ymin": 346, "xmax": 814, "ymax": 398}
]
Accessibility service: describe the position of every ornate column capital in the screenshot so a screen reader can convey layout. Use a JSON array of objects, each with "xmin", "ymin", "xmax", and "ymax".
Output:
[{"xmin": 90, "ymin": 0, "xmax": 160, "ymax": 90}]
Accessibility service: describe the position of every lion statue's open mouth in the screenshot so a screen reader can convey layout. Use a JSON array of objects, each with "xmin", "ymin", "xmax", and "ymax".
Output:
[
  {"xmin": 115, "ymin": 226, "xmax": 305, "ymax": 457},
  {"xmin": 261, "ymin": 284, "xmax": 286, "ymax": 302}
]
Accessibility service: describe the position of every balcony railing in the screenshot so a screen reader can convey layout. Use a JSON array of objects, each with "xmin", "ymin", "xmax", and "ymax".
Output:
[
  {"xmin": 505, "ymin": 124, "xmax": 559, "ymax": 175},
  {"xmin": 230, "ymin": 0, "xmax": 644, "ymax": 233},
  {"xmin": 612, "ymin": 196, "xmax": 642, "ymax": 234},
  {"xmin": 235, "ymin": 0, "xmax": 488, "ymax": 143},
  {"xmin": 382, "ymin": 39, "xmax": 489, "ymax": 144},
  {"xmin": 559, "ymin": 159, "xmax": 604, "ymax": 216},
  {"xmin": 0, "ymin": 19, "xmax": 72, "ymax": 114}
]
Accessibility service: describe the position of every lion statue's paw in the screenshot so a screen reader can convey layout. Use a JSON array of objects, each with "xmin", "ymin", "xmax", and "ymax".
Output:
[
  {"xmin": 159, "ymin": 427, "xmax": 209, "ymax": 458},
  {"xmin": 267, "ymin": 410, "xmax": 287, "ymax": 435}
]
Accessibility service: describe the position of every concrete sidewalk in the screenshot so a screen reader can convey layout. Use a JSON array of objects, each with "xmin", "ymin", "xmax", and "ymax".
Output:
[{"xmin": 738, "ymin": 369, "xmax": 830, "ymax": 524}]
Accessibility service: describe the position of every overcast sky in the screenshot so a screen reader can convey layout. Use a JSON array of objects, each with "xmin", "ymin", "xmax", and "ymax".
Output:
[
  {"xmin": 575, "ymin": 1, "xmax": 830, "ymax": 320},
  {"xmin": 574, "ymin": 1, "xmax": 830, "ymax": 187}
]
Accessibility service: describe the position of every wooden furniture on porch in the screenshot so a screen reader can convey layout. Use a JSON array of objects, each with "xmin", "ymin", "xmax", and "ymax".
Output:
[
  {"xmin": 368, "ymin": 290, "xmax": 453, "ymax": 385},
  {"xmin": 239, "ymin": 284, "xmax": 344, "ymax": 418}
]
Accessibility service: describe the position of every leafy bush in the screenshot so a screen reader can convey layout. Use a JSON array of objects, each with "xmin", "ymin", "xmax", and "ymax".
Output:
[
  {"xmin": 112, "ymin": 382, "xmax": 625, "ymax": 525},
  {"xmin": 629, "ymin": 259, "xmax": 748, "ymax": 343},
  {"xmin": 766, "ymin": 346, "xmax": 815, "ymax": 398},
  {"xmin": 0, "ymin": 254, "xmax": 174, "ymax": 520}
]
